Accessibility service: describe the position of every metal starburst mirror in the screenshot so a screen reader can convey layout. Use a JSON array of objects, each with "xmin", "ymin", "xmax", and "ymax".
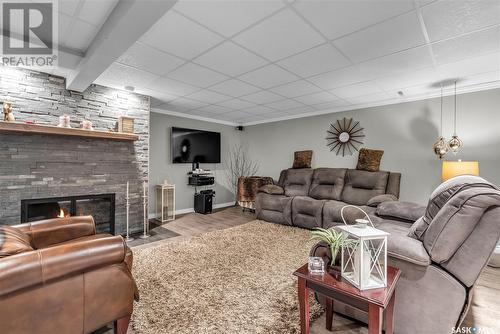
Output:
[{"xmin": 326, "ymin": 117, "xmax": 365, "ymax": 156}]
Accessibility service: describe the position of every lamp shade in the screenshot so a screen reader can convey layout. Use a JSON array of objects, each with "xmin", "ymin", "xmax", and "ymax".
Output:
[{"xmin": 442, "ymin": 161, "xmax": 479, "ymax": 181}]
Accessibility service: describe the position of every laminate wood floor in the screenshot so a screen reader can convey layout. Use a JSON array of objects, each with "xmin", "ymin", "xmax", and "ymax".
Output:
[{"xmin": 124, "ymin": 207, "xmax": 499, "ymax": 333}]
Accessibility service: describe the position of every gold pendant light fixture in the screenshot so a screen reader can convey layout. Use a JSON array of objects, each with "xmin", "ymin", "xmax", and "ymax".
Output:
[
  {"xmin": 448, "ymin": 81, "xmax": 463, "ymax": 154},
  {"xmin": 433, "ymin": 85, "xmax": 448, "ymax": 159}
]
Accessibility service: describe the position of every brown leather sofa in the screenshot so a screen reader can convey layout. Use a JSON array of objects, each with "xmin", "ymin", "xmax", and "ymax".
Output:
[{"xmin": 0, "ymin": 216, "xmax": 138, "ymax": 334}]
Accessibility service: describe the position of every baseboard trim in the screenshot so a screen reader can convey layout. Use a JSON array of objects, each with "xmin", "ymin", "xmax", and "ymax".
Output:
[{"xmin": 148, "ymin": 201, "xmax": 235, "ymax": 219}]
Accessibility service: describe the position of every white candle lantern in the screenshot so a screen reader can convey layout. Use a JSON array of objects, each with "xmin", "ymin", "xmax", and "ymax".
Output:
[{"xmin": 338, "ymin": 206, "xmax": 389, "ymax": 290}]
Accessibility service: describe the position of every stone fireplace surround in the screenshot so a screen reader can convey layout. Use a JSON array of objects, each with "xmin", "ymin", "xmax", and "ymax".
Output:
[{"xmin": 0, "ymin": 67, "xmax": 149, "ymax": 235}]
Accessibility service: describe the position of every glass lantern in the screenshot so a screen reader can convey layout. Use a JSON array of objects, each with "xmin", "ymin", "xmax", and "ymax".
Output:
[
  {"xmin": 337, "ymin": 225, "xmax": 388, "ymax": 290},
  {"xmin": 155, "ymin": 184, "xmax": 175, "ymax": 222}
]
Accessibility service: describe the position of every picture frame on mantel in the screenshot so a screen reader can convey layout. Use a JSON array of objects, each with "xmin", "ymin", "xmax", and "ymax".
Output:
[{"xmin": 118, "ymin": 116, "xmax": 135, "ymax": 134}]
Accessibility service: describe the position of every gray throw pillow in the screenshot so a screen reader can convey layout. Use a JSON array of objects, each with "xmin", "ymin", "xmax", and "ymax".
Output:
[
  {"xmin": 258, "ymin": 184, "xmax": 284, "ymax": 195},
  {"xmin": 407, "ymin": 217, "xmax": 428, "ymax": 240}
]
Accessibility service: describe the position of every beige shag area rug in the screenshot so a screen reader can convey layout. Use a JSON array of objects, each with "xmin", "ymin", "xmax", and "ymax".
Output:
[{"xmin": 131, "ymin": 220, "xmax": 323, "ymax": 334}]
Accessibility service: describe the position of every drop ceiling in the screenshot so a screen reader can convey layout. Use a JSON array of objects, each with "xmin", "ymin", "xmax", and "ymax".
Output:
[{"xmin": 33, "ymin": 1, "xmax": 500, "ymax": 125}]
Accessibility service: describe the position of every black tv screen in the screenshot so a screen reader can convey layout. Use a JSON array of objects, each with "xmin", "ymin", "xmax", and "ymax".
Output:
[{"xmin": 171, "ymin": 127, "xmax": 221, "ymax": 163}]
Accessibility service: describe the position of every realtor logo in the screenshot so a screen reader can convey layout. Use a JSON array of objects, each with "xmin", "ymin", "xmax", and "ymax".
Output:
[{"xmin": 1, "ymin": 0, "xmax": 58, "ymax": 67}]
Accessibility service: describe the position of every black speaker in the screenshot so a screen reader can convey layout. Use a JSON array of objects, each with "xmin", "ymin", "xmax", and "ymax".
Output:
[
  {"xmin": 236, "ymin": 125, "xmax": 244, "ymax": 131},
  {"xmin": 194, "ymin": 190, "xmax": 214, "ymax": 214}
]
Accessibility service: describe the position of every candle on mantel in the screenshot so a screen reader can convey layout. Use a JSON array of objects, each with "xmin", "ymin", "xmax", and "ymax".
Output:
[
  {"xmin": 143, "ymin": 181, "xmax": 146, "ymax": 197},
  {"xmin": 126, "ymin": 181, "xmax": 129, "ymax": 199}
]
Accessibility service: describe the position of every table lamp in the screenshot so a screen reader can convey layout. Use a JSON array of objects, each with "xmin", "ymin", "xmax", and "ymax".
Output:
[{"xmin": 442, "ymin": 160, "xmax": 479, "ymax": 181}]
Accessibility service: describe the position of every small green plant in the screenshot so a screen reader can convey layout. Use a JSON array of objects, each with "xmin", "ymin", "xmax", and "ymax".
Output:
[{"xmin": 310, "ymin": 228, "xmax": 358, "ymax": 267}]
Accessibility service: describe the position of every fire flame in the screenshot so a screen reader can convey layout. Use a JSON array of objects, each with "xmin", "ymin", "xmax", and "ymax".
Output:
[{"xmin": 58, "ymin": 208, "xmax": 65, "ymax": 218}]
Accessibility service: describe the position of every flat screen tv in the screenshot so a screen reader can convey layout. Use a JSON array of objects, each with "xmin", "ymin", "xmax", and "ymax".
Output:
[{"xmin": 171, "ymin": 127, "xmax": 221, "ymax": 164}]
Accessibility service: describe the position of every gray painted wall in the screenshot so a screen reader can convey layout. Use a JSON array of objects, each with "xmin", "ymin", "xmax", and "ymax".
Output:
[
  {"xmin": 149, "ymin": 112, "xmax": 242, "ymax": 212},
  {"xmin": 242, "ymin": 88, "xmax": 500, "ymax": 205}
]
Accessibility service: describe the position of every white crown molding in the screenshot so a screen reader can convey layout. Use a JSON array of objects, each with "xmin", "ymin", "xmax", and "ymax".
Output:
[
  {"xmin": 151, "ymin": 80, "xmax": 500, "ymax": 127},
  {"xmin": 151, "ymin": 107, "xmax": 238, "ymax": 126}
]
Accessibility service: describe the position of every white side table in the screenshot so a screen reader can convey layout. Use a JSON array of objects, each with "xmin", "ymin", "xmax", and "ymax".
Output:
[{"xmin": 155, "ymin": 184, "xmax": 175, "ymax": 223}]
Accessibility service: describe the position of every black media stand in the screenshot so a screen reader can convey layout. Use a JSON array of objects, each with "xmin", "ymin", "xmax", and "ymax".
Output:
[{"xmin": 188, "ymin": 172, "xmax": 215, "ymax": 214}]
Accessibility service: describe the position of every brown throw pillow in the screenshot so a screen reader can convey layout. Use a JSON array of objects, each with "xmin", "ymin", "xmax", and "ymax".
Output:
[
  {"xmin": 0, "ymin": 225, "xmax": 33, "ymax": 258},
  {"xmin": 356, "ymin": 148, "xmax": 384, "ymax": 172},
  {"xmin": 293, "ymin": 150, "xmax": 313, "ymax": 168}
]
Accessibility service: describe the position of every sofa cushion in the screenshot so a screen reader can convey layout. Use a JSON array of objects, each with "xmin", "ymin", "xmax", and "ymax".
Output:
[
  {"xmin": 340, "ymin": 169, "xmax": 389, "ymax": 205},
  {"xmin": 291, "ymin": 196, "xmax": 324, "ymax": 229},
  {"xmin": 377, "ymin": 201, "xmax": 425, "ymax": 223},
  {"xmin": 366, "ymin": 194, "xmax": 398, "ymax": 207},
  {"xmin": 0, "ymin": 225, "xmax": 33, "ymax": 258},
  {"xmin": 356, "ymin": 148, "xmax": 384, "ymax": 172},
  {"xmin": 309, "ymin": 168, "xmax": 346, "ymax": 200},
  {"xmin": 258, "ymin": 184, "xmax": 284, "ymax": 195},
  {"xmin": 255, "ymin": 193, "xmax": 293, "ymax": 226},
  {"xmin": 283, "ymin": 168, "xmax": 313, "ymax": 197},
  {"xmin": 322, "ymin": 201, "xmax": 379, "ymax": 229}
]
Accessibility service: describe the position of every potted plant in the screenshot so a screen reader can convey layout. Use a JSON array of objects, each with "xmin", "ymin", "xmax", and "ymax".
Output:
[{"xmin": 310, "ymin": 227, "xmax": 358, "ymax": 277}]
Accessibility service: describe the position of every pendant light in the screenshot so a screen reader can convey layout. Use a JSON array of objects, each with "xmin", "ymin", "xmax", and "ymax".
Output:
[
  {"xmin": 448, "ymin": 81, "xmax": 463, "ymax": 154},
  {"xmin": 433, "ymin": 85, "xmax": 448, "ymax": 159}
]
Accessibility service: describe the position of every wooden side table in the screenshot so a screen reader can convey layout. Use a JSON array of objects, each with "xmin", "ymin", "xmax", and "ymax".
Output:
[{"xmin": 293, "ymin": 264, "xmax": 401, "ymax": 334}]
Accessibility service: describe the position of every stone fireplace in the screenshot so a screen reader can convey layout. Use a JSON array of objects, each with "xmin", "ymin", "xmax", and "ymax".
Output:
[
  {"xmin": 21, "ymin": 194, "xmax": 116, "ymax": 234},
  {"xmin": 0, "ymin": 67, "xmax": 149, "ymax": 235}
]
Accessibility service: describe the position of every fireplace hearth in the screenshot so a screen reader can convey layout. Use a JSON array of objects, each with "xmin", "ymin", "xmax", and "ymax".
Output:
[{"xmin": 21, "ymin": 194, "xmax": 116, "ymax": 234}]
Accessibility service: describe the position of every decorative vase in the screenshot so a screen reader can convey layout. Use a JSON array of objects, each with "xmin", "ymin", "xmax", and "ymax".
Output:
[{"xmin": 58, "ymin": 114, "xmax": 71, "ymax": 128}]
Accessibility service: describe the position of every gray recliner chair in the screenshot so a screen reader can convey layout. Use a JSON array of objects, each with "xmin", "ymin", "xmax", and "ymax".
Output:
[{"xmin": 311, "ymin": 175, "xmax": 500, "ymax": 334}]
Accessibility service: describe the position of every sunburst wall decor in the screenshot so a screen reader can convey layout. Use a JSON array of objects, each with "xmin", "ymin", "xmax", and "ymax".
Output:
[{"xmin": 326, "ymin": 117, "xmax": 365, "ymax": 156}]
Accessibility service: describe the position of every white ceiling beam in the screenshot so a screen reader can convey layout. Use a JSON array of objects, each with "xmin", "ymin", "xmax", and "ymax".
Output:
[{"xmin": 66, "ymin": 0, "xmax": 177, "ymax": 92}]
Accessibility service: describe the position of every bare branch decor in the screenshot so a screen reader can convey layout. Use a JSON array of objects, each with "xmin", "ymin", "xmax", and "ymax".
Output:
[{"xmin": 224, "ymin": 144, "xmax": 259, "ymax": 203}]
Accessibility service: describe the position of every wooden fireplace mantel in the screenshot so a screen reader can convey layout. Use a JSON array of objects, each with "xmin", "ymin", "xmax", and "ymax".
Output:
[{"xmin": 0, "ymin": 121, "xmax": 139, "ymax": 141}]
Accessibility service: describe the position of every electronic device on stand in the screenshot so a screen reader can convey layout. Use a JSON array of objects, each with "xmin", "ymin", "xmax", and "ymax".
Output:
[{"xmin": 187, "ymin": 165, "xmax": 215, "ymax": 214}]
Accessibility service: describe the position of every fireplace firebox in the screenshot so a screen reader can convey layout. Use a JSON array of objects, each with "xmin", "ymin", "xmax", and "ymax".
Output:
[{"xmin": 21, "ymin": 194, "xmax": 115, "ymax": 235}]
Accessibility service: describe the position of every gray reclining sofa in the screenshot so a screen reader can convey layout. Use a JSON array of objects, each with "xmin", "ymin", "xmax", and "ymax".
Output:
[
  {"xmin": 257, "ymin": 169, "xmax": 500, "ymax": 334},
  {"xmin": 255, "ymin": 167, "xmax": 402, "ymax": 228}
]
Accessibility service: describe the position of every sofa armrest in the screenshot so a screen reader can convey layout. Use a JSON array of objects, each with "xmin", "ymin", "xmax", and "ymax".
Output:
[
  {"xmin": 258, "ymin": 184, "xmax": 284, "ymax": 195},
  {"xmin": 0, "ymin": 235, "xmax": 126, "ymax": 298},
  {"xmin": 376, "ymin": 201, "xmax": 425, "ymax": 223},
  {"xmin": 388, "ymin": 234, "xmax": 430, "ymax": 266},
  {"xmin": 13, "ymin": 216, "xmax": 96, "ymax": 249}
]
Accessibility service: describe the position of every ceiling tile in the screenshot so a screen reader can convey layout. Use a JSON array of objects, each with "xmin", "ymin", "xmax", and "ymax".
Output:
[
  {"xmin": 277, "ymin": 43, "xmax": 351, "ymax": 77},
  {"xmin": 97, "ymin": 63, "xmax": 158, "ymax": 88},
  {"xmin": 61, "ymin": 19, "xmax": 98, "ymax": 51},
  {"xmin": 78, "ymin": 0, "xmax": 118, "ymax": 26},
  {"xmin": 241, "ymin": 105, "xmax": 277, "ymax": 115},
  {"xmin": 270, "ymin": 80, "xmax": 321, "ymax": 98},
  {"xmin": 238, "ymin": 64, "xmax": 299, "ymax": 89},
  {"xmin": 169, "ymin": 97, "xmax": 207, "ymax": 110},
  {"xmin": 218, "ymin": 98, "xmax": 256, "ymax": 110},
  {"xmin": 217, "ymin": 110, "xmax": 252, "ymax": 121},
  {"xmin": 118, "ymin": 42, "xmax": 185, "ymax": 76},
  {"xmin": 293, "ymin": 91, "xmax": 341, "ymax": 105},
  {"xmin": 185, "ymin": 90, "xmax": 232, "ymax": 104},
  {"xmin": 422, "ymin": 0, "xmax": 500, "ymax": 42},
  {"xmin": 308, "ymin": 66, "xmax": 368, "ymax": 90},
  {"xmin": 330, "ymin": 81, "xmax": 383, "ymax": 99},
  {"xmin": 166, "ymin": 63, "xmax": 228, "ymax": 87},
  {"xmin": 436, "ymin": 52, "xmax": 500, "ymax": 80},
  {"xmin": 432, "ymin": 27, "xmax": 500, "ymax": 65},
  {"xmin": 193, "ymin": 41, "xmax": 268, "ymax": 76},
  {"xmin": 459, "ymin": 70, "xmax": 500, "ymax": 87},
  {"xmin": 285, "ymin": 105, "xmax": 317, "ymax": 115},
  {"xmin": 346, "ymin": 92, "xmax": 391, "ymax": 105},
  {"xmin": 196, "ymin": 104, "xmax": 233, "ymax": 115},
  {"xmin": 265, "ymin": 99, "xmax": 305, "ymax": 111},
  {"xmin": 140, "ymin": 11, "xmax": 223, "ymax": 59},
  {"xmin": 375, "ymin": 67, "xmax": 438, "ymax": 92},
  {"xmin": 174, "ymin": 0, "xmax": 284, "ymax": 37},
  {"xmin": 312, "ymin": 100, "xmax": 349, "ymax": 111},
  {"xmin": 146, "ymin": 76, "xmax": 199, "ymax": 96},
  {"xmin": 293, "ymin": 0, "xmax": 414, "ymax": 40},
  {"xmin": 358, "ymin": 46, "xmax": 435, "ymax": 80},
  {"xmin": 59, "ymin": 1, "xmax": 80, "ymax": 16},
  {"xmin": 240, "ymin": 90, "xmax": 284, "ymax": 104},
  {"xmin": 233, "ymin": 8, "xmax": 324, "ymax": 61},
  {"xmin": 333, "ymin": 11, "xmax": 426, "ymax": 63},
  {"xmin": 209, "ymin": 79, "xmax": 260, "ymax": 97}
]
